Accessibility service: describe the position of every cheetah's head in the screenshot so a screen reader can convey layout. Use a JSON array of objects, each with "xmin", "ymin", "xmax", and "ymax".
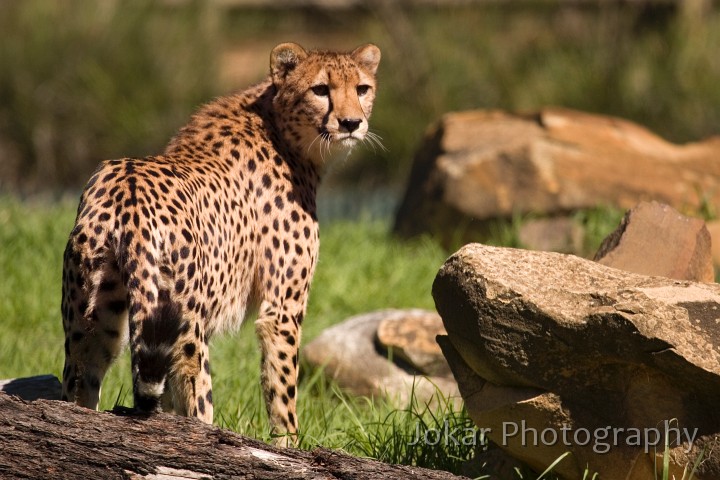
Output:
[{"xmin": 270, "ymin": 42, "xmax": 381, "ymax": 167}]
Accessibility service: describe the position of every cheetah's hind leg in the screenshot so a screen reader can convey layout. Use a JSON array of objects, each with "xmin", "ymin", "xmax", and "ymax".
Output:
[{"xmin": 61, "ymin": 244, "xmax": 129, "ymax": 410}]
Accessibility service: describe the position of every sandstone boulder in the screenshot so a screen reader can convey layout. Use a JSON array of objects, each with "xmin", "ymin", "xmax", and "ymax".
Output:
[
  {"xmin": 395, "ymin": 108, "xmax": 720, "ymax": 242},
  {"xmin": 594, "ymin": 201, "xmax": 714, "ymax": 282},
  {"xmin": 433, "ymin": 243, "xmax": 720, "ymax": 479},
  {"xmin": 302, "ymin": 310, "xmax": 459, "ymax": 407}
]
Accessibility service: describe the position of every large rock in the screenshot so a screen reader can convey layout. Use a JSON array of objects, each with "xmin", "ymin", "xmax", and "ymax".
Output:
[
  {"xmin": 433, "ymin": 243, "xmax": 720, "ymax": 479},
  {"xmin": 395, "ymin": 108, "xmax": 720, "ymax": 241},
  {"xmin": 302, "ymin": 310, "xmax": 459, "ymax": 407}
]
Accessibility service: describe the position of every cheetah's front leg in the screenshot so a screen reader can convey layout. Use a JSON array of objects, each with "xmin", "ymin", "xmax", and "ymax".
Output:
[{"xmin": 255, "ymin": 300, "xmax": 302, "ymax": 447}]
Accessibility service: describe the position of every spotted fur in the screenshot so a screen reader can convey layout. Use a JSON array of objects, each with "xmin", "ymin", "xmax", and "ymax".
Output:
[{"xmin": 60, "ymin": 43, "xmax": 381, "ymax": 446}]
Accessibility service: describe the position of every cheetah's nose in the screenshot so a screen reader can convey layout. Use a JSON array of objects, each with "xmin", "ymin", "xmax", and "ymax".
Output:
[{"xmin": 339, "ymin": 118, "xmax": 362, "ymax": 133}]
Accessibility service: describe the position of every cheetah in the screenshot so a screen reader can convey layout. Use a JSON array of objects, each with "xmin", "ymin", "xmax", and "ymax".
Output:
[{"xmin": 60, "ymin": 42, "xmax": 381, "ymax": 445}]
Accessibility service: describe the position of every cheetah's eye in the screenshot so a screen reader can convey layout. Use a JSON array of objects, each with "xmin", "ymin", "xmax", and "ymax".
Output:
[
  {"xmin": 311, "ymin": 84, "xmax": 329, "ymax": 97},
  {"xmin": 356, "ymin": 85, "xmax": 370, "ymax": 97}
]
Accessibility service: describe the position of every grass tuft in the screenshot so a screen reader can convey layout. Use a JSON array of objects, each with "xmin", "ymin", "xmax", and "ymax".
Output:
[{"xmin": 337, "ymin": 383, "xmax": 480, "ymax": 473}]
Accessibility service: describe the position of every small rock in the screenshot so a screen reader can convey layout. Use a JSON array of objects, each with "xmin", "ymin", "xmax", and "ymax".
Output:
[
  {"xmin": 595, "ymin": 201, "xmax": 714, "ymax": 282},
  {"xmin": 303, "ymin": 310, "xmax": 459, "ymax": 408},
  {"xmin": 376, "ymin": 311, "xmax": 452, "ymax": 377},
  {"xmin": 0, "ymin": 374, "xmax": 62, "ymax": 401}
]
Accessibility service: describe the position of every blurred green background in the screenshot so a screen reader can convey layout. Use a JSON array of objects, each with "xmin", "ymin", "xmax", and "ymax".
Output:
[{"xmin": 1, "ymin": 0, "xmax": 719, "ymax": 203}]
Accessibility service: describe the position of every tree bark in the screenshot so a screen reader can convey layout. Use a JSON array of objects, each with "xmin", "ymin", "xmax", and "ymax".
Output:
[{"xmin": 0, "ymin": 393, "xmax": 468, "ymax": 480}]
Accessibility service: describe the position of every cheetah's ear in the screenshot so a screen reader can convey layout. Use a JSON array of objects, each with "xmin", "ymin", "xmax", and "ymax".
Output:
[
  {"xmin": 270, "ymin": 43, "xmax": 308, "ymax": 84},
  {"xmin": 351, "ymin": 44, "xmax": 381, "ymax": 76}
]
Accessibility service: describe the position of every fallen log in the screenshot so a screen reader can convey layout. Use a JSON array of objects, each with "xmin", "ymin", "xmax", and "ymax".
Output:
[{"xmin": 0, "ymin": 393, "xmax": 468, "ymax": 479}]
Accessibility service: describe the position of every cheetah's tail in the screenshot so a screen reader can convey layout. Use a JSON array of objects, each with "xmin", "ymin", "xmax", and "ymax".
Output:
[{"xmin": 131, "ymin": 299, "xmax": 185, "ymax": 412}]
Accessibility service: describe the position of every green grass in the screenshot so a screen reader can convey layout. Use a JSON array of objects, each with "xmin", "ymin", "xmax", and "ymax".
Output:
[
  {"xmin": 0, "ymin": 197, "xmax": 475, "ymax": 470},
  {"xmin": 2, "ymin": 197, "xmax": 688, "ymax": 479},
  {"xmin": 0, "ymin": 197, "xmax": 552, "ymax": 477},
  {"xmin": 207, "ymin": 217, "xmax": 452, "ymax": 448},
  {"xmin": 0, "ymin": 197, "xmax": 75, "ymax": 377}
]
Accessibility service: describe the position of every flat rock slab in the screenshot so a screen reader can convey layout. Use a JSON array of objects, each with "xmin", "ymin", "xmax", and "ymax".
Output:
[
  {"xmin": 433, "ymin": 244, "xmax": 720, "ymax": 479},
  {"xmin": 595, "ymin": 201, "xmax": 714, "ymax": 282}
]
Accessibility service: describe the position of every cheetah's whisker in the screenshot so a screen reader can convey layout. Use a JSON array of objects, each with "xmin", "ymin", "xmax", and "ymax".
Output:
[{"xmin": 364, "ymin": 131, "xmax": 387, "ymax": 153}]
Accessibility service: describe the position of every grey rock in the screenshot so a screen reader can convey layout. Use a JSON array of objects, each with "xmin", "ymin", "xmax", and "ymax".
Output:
[{"xmin": 303, "ymin": 309, "xmax": 459, "ymax": 408}]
